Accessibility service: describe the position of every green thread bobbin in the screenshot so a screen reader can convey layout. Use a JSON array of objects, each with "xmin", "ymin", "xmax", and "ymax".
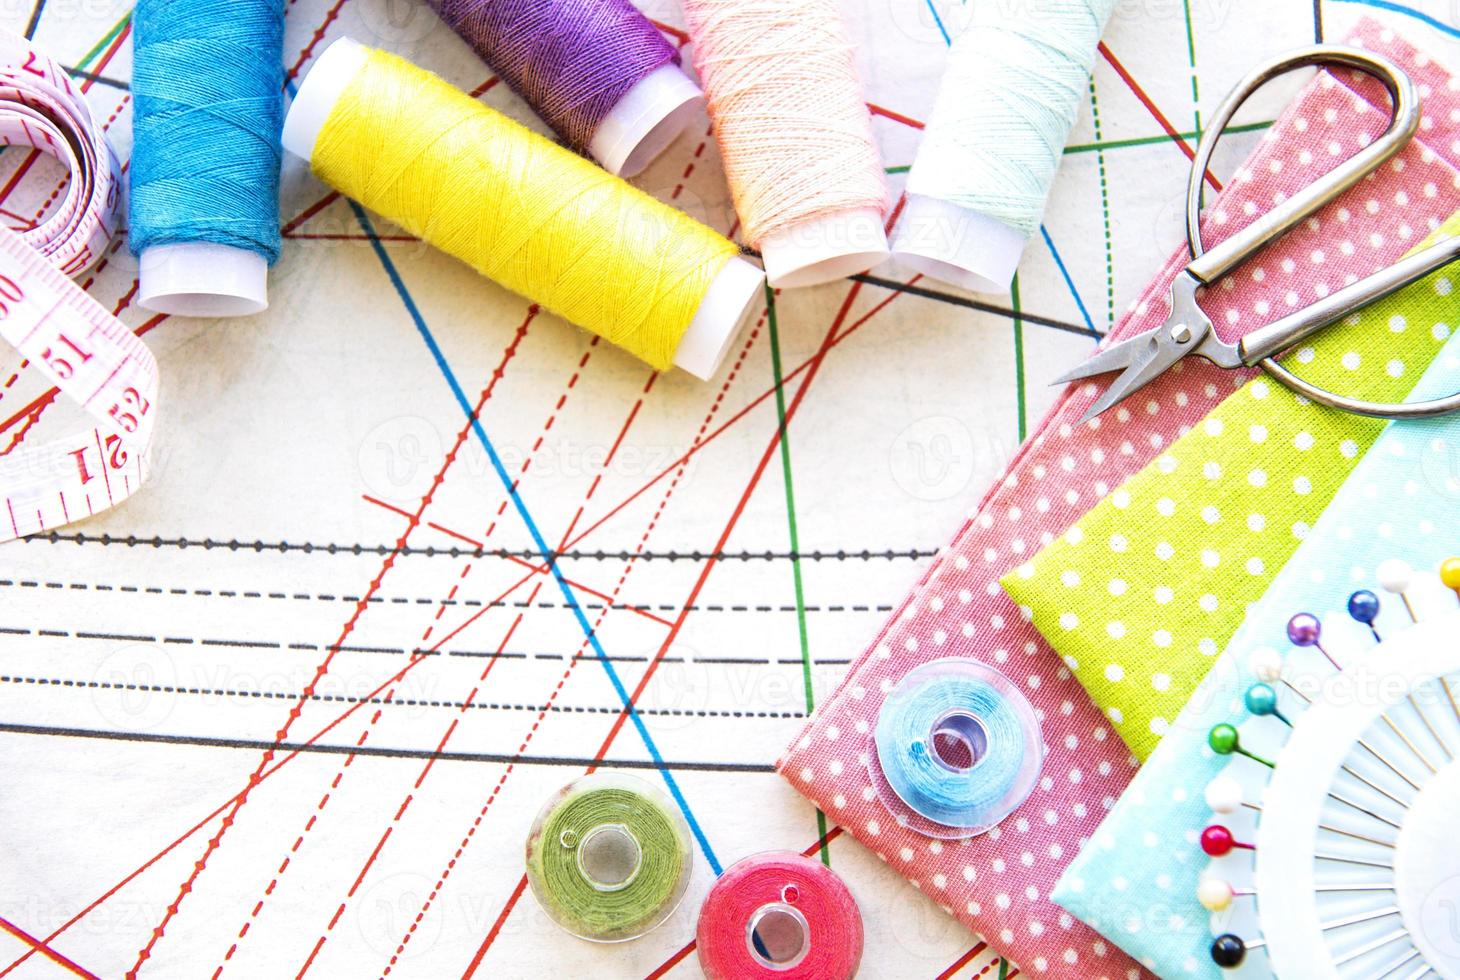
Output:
[{"xmin": 524, "ymin": 773, "xmax": 693, "ymax": 942}]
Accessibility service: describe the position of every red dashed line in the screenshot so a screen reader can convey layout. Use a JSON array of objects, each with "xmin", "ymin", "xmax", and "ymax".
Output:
[
  {"xmin": 133, "ymin": 303, "xmax": 534, "ymax": 979},
  {"xmin": 230, "ymin": 320, "xmax": 591, "ymax": 975},
  {"xmin": 396, "ymin": 307, "xmax": 770, "ymax": 976},
  {"xmin": 671, "ymin": 124, "xmax": 712, "ymax": 200},
  {"xmin": 287, "ymin": 0, "xmax": 349, "ymax": 81}
]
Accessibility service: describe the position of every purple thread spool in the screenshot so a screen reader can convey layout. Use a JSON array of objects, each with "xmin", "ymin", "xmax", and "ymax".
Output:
[{"xmin": 427, "ymin": 0, "xmax": 702, "ymax": 176}]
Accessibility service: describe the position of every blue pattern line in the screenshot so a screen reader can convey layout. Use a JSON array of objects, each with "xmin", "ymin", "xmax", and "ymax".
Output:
[{"xmin": 346, "ymin": 200, "xmax": 723, "ymax": 875}]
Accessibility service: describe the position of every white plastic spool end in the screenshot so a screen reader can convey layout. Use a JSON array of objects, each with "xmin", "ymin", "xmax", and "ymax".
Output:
[
  {"xmin": 588, "ymin": 64, "xmax": 703, "ymax": 178},
  {"xmin": 281, "ymin": 37, "xmax": 369, "ymax": 164},
  {"xmin": 891, "ymin": 193, "xmax": 1028, "ymax": 295},
  {"xmin": 759, "ymin": 207, "xmax": 890, "ymax": 289},
  {"xmin": 673, "ymin": 256, "xmax": 764, "ymax": 380},
  {"xmin": 138, "ymin": 243, "xmax": 269, "ymax": 317}
]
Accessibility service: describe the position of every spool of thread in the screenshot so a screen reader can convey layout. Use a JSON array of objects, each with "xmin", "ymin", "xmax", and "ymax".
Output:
[
  {"xmin": 696, "ymin": 852, "xmax": 863, "ymax": 980},
  {"xmin": 524, "ymin": 772, "xmax": 693, "ymax": 942},
  {"xmin": 680, "ymin": 0, "xmax": 889, "ymax": 287},
  {"xmin": 869, "ymin": 658, "xmax": 1042, "ymax": 838},
  {"xmin": 130, "ymin": 0, "xmax": 284, "ymax": 316},
  {"xmin": 892, "ymin": 0, "xmax": 1117, "ymax": 293},
  {"xmin": 425, "ymin": 0, "xmax": 702, "ymax": 177},
  {"xmin": 282, "ymin": 39, "xmax": 762, "ymax": 379}
]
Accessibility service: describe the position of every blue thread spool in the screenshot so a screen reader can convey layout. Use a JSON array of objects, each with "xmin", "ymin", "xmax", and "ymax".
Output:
[
  {"xmin": 130, "ymin": 0, "xmax": 284, "ymax": 316},
  {"xmin": 869, "ymin": 658, "xmax": 1042, "ymax": 839}
]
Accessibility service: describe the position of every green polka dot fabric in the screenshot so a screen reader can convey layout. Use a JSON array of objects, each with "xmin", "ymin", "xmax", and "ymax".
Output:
[{"xmin": 1001, "ymin": 213, "xmax": 1460, "ymax": 760}]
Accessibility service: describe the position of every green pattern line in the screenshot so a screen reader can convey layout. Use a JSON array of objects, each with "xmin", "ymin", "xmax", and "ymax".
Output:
[
  {"xmin": 765, "ymin": 284, "xmax": 831, "ymax": 866},
  {"xmin": 1065, "ymin": 119, "xmax": 1269, "ymax": 155},
  {"xmin": 885, "ymin": 121, "xmax": 1273, "ymax": 175},
  {"xmin": 1011, "ymin": 274, "xmax": 1026, "ymax": 441},
  {"xmin": 1085, "ymin": 76, "xmax": 1116, "ymax": 329},
  {"xmin": 1181, "ymin": 0, "xmax": 1203, "ymax": 135},
  {"xmin": 74, "ymin": 9, "xmax": 131, "ymax": 73}
]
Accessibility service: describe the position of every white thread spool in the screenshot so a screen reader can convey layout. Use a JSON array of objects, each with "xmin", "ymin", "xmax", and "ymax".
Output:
[
  {"xmin": 892, "ymin": 0, "xmax": 1117, "ymax": 293},
  {"xmin": 281, "ymin": 38, "xmax": 764, "ymax": 381}
]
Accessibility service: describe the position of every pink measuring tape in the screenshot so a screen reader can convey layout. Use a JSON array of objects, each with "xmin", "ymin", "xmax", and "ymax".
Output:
[{"xmin": 0, "ymin": 28, "xmax": 156, "ymax": 541}]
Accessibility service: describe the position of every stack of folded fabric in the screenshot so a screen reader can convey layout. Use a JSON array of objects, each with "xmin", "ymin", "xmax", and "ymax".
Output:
[
  {"xmin": 1041, "ymin": 283, "xmax": 1460, "ymax": 978},
  {"xmin": 779, "ymin": 18, "xmax": 1460, "ymax": 976},
  {"xmin": 991, "ymin": 20, "xmax": 1460, "ymax": 976}
]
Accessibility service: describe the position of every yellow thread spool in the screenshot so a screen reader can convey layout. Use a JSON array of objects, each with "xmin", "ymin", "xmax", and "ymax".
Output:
[{"xmin": 281, "ymin": 39, "xmax": 764, "ymax": 378}]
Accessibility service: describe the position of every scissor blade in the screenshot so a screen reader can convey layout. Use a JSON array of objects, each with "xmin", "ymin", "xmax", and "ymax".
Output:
[
  {"xmin": 1074, "ymin": 328, "xmax": 1186, "ymax": 426},
  {"xmin": 1049, "ymin": 330, "xmax": 1167, "ymax": 386}
]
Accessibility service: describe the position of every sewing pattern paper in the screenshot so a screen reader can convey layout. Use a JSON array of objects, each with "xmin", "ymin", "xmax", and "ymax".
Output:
[{"xmin": 778, "ymin": 20, "xmax": 1460, "ymax": 975}]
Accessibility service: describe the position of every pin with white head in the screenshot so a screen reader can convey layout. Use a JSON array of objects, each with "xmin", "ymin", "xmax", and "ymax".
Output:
[
  {"xmin": 1376, "ymin": 558, "xmax": 1417, "ymax": 621},
  {"xmin": 1249, "ymin": 648, "xmax": 1284, "ymax": 684},
  {"xmin": 1204, "ymin": 774, "xmax": 1250, "ymax": 815}
]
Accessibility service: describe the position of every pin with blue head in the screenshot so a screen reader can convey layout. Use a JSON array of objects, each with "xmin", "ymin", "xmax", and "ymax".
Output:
[
  {"xmin": 1347, "ymin": 589, "xmax": 1381, "ymax": 641},
  {"xmin": 1286, "ymin": 613, "xmax": 1339, "ymax": 671},
  {"xmin": 1243, "ymin": 682, "xmax": 1289, "ymax": 727}
]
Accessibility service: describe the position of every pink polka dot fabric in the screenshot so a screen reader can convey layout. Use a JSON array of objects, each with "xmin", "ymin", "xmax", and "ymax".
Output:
[{"xmin": 777, "ymin": 21, "xmax": 1460, "ymax": 977}]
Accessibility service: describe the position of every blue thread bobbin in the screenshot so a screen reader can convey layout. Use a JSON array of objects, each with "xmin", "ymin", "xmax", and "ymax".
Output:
[
  {"xmin": 868, "ymin": 658, "xmax": 1043, "ymax": 839},
  {"xmin": 130, "ymin": 0, "xmax": 285, "ymax": 316}
]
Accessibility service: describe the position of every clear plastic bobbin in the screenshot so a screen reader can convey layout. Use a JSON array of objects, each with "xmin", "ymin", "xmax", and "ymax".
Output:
[
  {"xmin": 524, "ymin": 772, "xmax": 693, "ymax": 943},
  {"xmin": 867, "ymin": 657, "xmax": 1043, "ymax": 839}
]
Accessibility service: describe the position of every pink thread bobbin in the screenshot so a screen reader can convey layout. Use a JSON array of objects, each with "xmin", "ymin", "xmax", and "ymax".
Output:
[{"xmin": 696, "ymin": 851, "xmax": 863, "ymax": 980}]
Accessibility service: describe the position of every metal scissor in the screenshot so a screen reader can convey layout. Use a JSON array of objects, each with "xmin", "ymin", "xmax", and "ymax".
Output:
[{"xmin": 1057, "ymin": 45, "xmax": 1460, "ymax": 425}]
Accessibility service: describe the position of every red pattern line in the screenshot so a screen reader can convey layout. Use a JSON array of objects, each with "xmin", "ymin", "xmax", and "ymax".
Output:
[{"xmin": 0, "ymin": 916, "xmax": 98, "ymax": 980}]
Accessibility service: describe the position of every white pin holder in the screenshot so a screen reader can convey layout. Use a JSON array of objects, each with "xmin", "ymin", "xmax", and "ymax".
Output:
[{"xmin": 281, "ymin": 38, "xmax": 765, "ymax": 381}]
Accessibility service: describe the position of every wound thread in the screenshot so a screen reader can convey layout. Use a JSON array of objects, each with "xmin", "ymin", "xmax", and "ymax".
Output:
[
  {"xmin": 129, "ymin": 0, "xmax": 284, "ymax": 264},
  {"xmin": 526, "ymin": 774, "xmax": 693, "ymax": 942},
  {"xmin": 426, "ymin": 0, "xmax": 680, "ymax": 154},
  {"xmin": 870, "ymin": 658, "xmax": 1043, "ymax": 837},
  {"xmin": 681, "ymin": 0, "xmax": 889, "ymax": 284},
  {"xmin": 696, "ymin": 852, "xmax": 863, "ymax": 980},
  {"xmin": 907, "ymin": 0, "xmax": 1116, "ymax": 237},
  {"xmin": 299, "ymin": 42, "xmax": 747, "ymax": 372}
]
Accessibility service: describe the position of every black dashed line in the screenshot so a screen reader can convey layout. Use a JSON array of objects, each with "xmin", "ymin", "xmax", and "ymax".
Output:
[
  {"xmin": 0, "ymin": 674, "xmax": 809, "ymax": 720},
  {"xmin": 0, "ymin": 577, "xmax": 896, "ymax": 615},
  {"xmin": 27, "ymin": 531, "xmax": 938, "ymax": 563}
]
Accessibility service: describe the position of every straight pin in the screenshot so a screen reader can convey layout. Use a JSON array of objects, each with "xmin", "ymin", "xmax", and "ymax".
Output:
[
  {"xmin": 1378, "ymin": 559, "xmax": 1418, "ymax": 622},
  {"xmin": 1374, "ymin": 946, "xmax": 1423, "ymax": 979},
  {"xmin": 1321, "ymin": 906, "xmax": 1401, "ymax": 931},
  {"xmin": 1316, "ymin": 853, "xmax": 1393, "ymax": 869},
  {"xmin": 1209, "ymin": 724, "xmax": 1275, "ymax": 768},
  {"xmin": 1210, "ymin": 934, "xmax": 1264, "ymax": 968},
  {"xmin": 1332, "ymin": 927, "xmax": 1407, "ymax": 967},
  {"xmin": 1348, "ymin": 589, "xmax": 1382, "ymax": 641},
  {"xmin": 1282, "ymin": 680, "xmax": 1423, "ymax": 790},
  {"xmin": 1440, "ymin": 557, "xmax": 1460, "ymax": 602},
  {"xmin": 1288, "ymin": 613, "xmax": 1339, "ymax": 669}
]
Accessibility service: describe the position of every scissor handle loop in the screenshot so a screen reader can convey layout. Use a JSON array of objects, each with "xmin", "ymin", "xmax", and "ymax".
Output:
[
  {"xmin": 1190, "ymin": 45, "xmax": 1460, "ymax": 420},
  {"xmin": 1186, "ymin": 45, "xmax": 1418, "ymax": 284}
]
